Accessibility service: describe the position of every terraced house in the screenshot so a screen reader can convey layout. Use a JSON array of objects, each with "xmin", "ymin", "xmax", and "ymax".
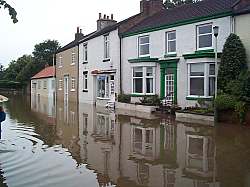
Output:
[{"xmin": 121, "ymin": 0, "xmax": 241, "ymax": 108}]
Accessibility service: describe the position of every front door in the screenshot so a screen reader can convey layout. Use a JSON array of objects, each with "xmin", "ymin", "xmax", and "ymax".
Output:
[
  {"xmin": 64, "ymin": 75, "xmax": 69, "ymax": 101},
  {"xmin": 109, "ymin": 75, "xmax": 115, "ymax": 102},
  {"xmin": 165, "ymin": 73, "xmax": 174, "ymax": 103}
]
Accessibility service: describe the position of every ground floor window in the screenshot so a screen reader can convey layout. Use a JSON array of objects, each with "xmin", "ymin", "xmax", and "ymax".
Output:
[
  {"xmin": 59, "ymin": 79, "xmax": 63, "ymax": 90},
  {"xmin": 83, "ymin": 72, "xmax": 88, "ymax": 91},
  {"xmin": 132, "ymin": 66, "xmax": 155, "ymax": 95},
  {"xmin": 188, "ymin": 63, "xmax": 215, "ymax": 97},
  {"xmin": 97, "ymin": 75, "xmax": 109, "ymax": 98},
  {"xmin": 71, "ymin": 77, "xmax": 76, "ymax": 91}
]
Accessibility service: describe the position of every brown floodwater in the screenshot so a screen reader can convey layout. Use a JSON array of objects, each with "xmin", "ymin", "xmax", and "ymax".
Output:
[{"xmin": 0, "ymin": 95, "xmax": 250, "ymax": 187}]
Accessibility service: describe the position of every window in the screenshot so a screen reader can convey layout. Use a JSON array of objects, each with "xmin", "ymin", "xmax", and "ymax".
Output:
[
  {"xmin": 71, "ymin": 52, "xmax": 76, "ymax": 65},
  {"xmin": 83, "ymin": 72, "xmax": 88, "ymax": 91},
  {"xmin": 132, "ymin": 67, "xmax": 155, "ymax": 94},
  {"xmin": 83, "ymin": 44, "xmax": 88, "ymax": 62},
  {"xmin": 197, "ymin": 24, "xmax": 213, "ymax": 50},
  {"xmin": 43, "ymin": 80, "xmax": 47, "ymax": 89},
  {"xmin": 138, "ymin": 35, "xmax": 150, "ymax": 57},
  {"xmin": 38, "ymin": 81, "xmax": 41, "ymax": 89},
  {"xmin": 166, "ymin": 31, "xmax": 176, "ymax": 54},
  {"xmin": 59, "ymin": 56, "xmax": 63, "ymax": 67},
  {"xmin": 51, "ymin": 79, "xmax": 55, "ymax": 89},
  {"xmin": 104, "ymin": 35, "xmax": 110, "ymax": 59},
  {"xmin": 188, "ymin": 63, "xmax": 215, "ymax": 97},
  {"xmin": 97, "ymin": 75, "xmax": 109, "ymax": 98},
  {"xmin": 59, "ymin": 79, "xmax": 63, "ymax": 90},
  {"xmin": 71, "ymin": 77, "xmax": 76, "ymax": 91},
  {"xmin": 82, "ymin": 113, "xmax": 88, "ymax": 135}
]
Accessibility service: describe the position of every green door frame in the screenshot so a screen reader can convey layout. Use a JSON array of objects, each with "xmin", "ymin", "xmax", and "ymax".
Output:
[{"xmin": 159, "ymin": 59, "xmax": 179, "ymax": 104}]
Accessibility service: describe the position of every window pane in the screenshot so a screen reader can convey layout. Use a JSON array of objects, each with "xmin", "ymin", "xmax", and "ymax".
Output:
[
  {"xmin": 190, "ymin": 78, "xmax": 204, "ymax": 95},
  {"xmin": 168, "ymin": 32, "xmax": 176, "ymax": 40},
  {"xmin": 139, "ymin": 36, "xmax": 149, "ymax": 44},
  {"xmin": 168, "ymin": 41, "xmax": 176, "ymax": 53},
  {"xmin": 199, "ymin": 25, "xmax": 212, "ymax": 34},
  {"xmin": 133, "ymin": 78, "xmax": 143, "ymax": 93},
  {"xmin": 199, "ymin": 34, "xmax": 212, "ymax": 48},
  {"xmin": 209, "ymin": 64, "xmax": 215, "ymax": 75},
  {"xmin": 146, "ymin": 67, "xmax": 153, "ymax": 76},
  {"xmin": 133, "ymin": 67, "xmax": 143, "ymax": 77},
  {"xmin": 190, "ymin": 64, "xmax": 204, "ymax": 76},
  {"xmin": 146, "ymin": 78, "xmax": 153, "ymax": 93},
  {"xmin": 140, "ymin": 44, "xmax": 149, "ymax": 56},
  {"xmin": 209, "ymin": 77, "xmax": 215, "ymax": 96}
]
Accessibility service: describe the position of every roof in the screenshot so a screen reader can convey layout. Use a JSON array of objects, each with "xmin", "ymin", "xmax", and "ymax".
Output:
[
  {"xmin": 123, "ymin": 0, "xmax": 237, "ymax": 37},
  {"xmin": 31, "ymin": 66, "xmax": 55, "ymax": 79},
  {"xmin": 233, "ymin": 0, "xmax": 250, "ymax": 15}
]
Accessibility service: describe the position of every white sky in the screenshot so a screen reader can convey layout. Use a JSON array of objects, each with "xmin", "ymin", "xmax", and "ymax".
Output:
[{"xmin": 0, "ymin": 0, "xmax": 142, "ymax": 67}]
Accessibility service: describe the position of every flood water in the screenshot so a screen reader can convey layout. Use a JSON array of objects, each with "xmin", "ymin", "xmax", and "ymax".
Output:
[{"xmin": 0, "ymin": 95, "xmax": 250, "ymax": 187}]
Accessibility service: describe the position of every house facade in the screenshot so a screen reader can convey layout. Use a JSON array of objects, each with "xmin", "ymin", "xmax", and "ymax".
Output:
[
  {"xmin": 31, "ymin": 66, "xmax": 55, "ymax": 99},
  {"xmin": 56, "ymin": 28, "xmax": 84, "ymax": 103},
  {"xmin": 121, "ymin": 0, "xmax": 236, "ymax": 108},
  {"xmin": 78, "ymin": 0, "xmax": 165, "ymax": 106}
]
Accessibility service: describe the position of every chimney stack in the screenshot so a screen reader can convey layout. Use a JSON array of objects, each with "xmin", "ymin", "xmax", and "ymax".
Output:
[
  {"xmin": 75, "ymin": 27, "xmax": 84, "ymax": 40},
  {"xmin": 97, "ymin": 13, "xmax": 117, "ymax": 31},
  {"xmin": 140, "ymin": 0, "xmax": 164, "ymax": 16}
]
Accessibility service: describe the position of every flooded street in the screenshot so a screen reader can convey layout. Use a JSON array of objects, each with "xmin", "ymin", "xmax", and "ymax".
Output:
[{"xmin": 0, "ymin": 95, "xmax": 250, "ymax": 187}]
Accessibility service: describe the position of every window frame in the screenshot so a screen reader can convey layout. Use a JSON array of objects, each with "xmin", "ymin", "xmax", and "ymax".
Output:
[
  {"xmin": 83, "ymin": 43, "xmax": 88, "ymax": 63},
  {"xmin": 196, "ymin": 23, "xmax": 213, "ymax": 50},
  {"xmin": 166, "ymin": 30, "xmax": 177, "ymax": 54},
  {"xmin": 71, "ymin": 77, "xmax": 76, "ymax": 91},
  {"xmin": 97, "ymin": 75, "xmax": 110, "ymax": 99},
  {"xmin": 138, "ymin": 35, "xmax": 150, "ymax": 57},
  {"xmin": 43, "ymin": 80, "xmax": 47, "ymax": 89},
  {"xmin": 71, "ymin": 52, "xmax": 76, "ymax": 65},
  {"xmin": 58, "ymin": 79, "xmax": 63, "ymax": 90},
  {"xmin": 104, "ymin": 34, "xmax": 110, "ymax": 60},
  {"xmin": 132, "ymin": 66, "xmax": 155, "ymax": 95},
  {"xmin": 59, "ymin": 56, "xmax": 63, "ymax": 68},
  {"xmin": 83, "ymin": 71, "xmax": 88, "ymax": 92}
]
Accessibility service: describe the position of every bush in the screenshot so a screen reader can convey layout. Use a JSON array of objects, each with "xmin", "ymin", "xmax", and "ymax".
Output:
[
  {"xmin": 0, "ymin": 80, "xmax": 24, "ymax": 89},
  {"xmin": 235, "ymin": 101, "xmax": 248, "ymax": 125},
  {"xmin": 215, "ymin": 94, "xmax": 237, "ymax": 111},
  {"xmin": 140, "ymin": 95, "xmax": 161, "ymax": 106},
  {"xmin": 118, "ymin": 94, "xmax": 131, "ymax": 103}
]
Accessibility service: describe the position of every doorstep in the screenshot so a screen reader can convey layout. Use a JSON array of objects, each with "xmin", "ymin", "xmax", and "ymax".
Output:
[{"xmin": 176, "ymin": 111, "xmax": 214, "ymax": 126}]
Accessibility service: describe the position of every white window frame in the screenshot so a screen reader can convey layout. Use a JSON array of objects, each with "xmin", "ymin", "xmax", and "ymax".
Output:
[
  {"xmin": 138, "ymin": 35, "xmax": 150, "ymax": 57},
  {"xmin": 59, "ymin": 56, "xmax": 63, "ymax": 68},
  {"xmin": 197, "ymin": 23, "xmax": 213, "ymax": 50},
  {"xmin": 104, "ymin": 35, "xmax": 110, "ymax": 59},
  {"xmin": 83, "ymin": 71, "xmax": 88, "ymax": 91},
  {"xmin": 132, "ymin": 66, "xmax": 155, "ymax": 95},
  {"xmin": 83, "ymin": 43, "xmax": 88, "ymax": 63},
  {"xmin": 38, "ymin": 80, "xmax": 41, "ymax": 89},
  {"xmin": 43, "ymin": 80, "xmax": 47, "ymax": 89},
  {"xmin": 166, "ymin": 30, "xmax": 176, "ymax": 54},
  {"xmin": 71, "ymin": 77, "xmax": 76, "ymax": 91},
  {"xmin": 187, "ymin": 62, "xmax": 215, "ymax": 98},
  {"xmin": 97, "ymin": 75, "xmax": 110, "ymax": 99},
  {"xmin": 58, "ymin": 79, "xmax": 63, "ymax": 90},
  {"xmin": 71, "ymin": 52, "xmax": 76, "ymax": 65}
]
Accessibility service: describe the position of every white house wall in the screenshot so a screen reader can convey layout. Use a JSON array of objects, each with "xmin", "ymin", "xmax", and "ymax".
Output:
[
  {"xmin": 122, "ymin": 16, "xmax": 232, "ymax": 108},
  {"xmin": 79, "ymin": 29, "xmax": 120, "ymax": 105}
]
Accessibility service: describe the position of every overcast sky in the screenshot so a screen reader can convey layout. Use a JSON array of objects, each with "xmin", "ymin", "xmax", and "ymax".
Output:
[{"xmin": 0, "ymin": 0, "xmax": 142, "ymax": 67}]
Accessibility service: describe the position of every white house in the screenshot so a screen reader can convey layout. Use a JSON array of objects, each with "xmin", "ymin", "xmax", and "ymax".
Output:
[{"xmin": 121, "ymin": 0, "xmax": 236, "ymax": 108}]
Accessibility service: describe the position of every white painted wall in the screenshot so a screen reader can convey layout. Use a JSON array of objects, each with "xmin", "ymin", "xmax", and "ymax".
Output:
[
  {"xmin": 122, "ymin": 16, "xmax": 232, "ymax": 108},
  {"xmin": 31, "ymin": 77, "xmax": 55, "ymax": 98},
  {"xmin": 78, "ymin": 29, "xmax": 120, "ymax": 105}
]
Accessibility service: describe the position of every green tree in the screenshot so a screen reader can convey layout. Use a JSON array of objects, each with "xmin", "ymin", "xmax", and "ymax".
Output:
[
  {"xmin": 164, "ymin": 0, "xmax": 200, "ymax": 9},
  {"xmin": 0, "ymin": 0, "xmax": 18, "ymax": 23},
  {"xmin": 33, "ymin": 40, "xmax": 60, "ymax": 68},
  {"xmin": 218, "ymin": 34, "xmax": 247, "ymax": 91}
]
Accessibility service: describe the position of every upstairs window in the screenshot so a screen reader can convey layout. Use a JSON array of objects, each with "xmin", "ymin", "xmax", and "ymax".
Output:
[
  {"xmin": 83, "ymin": 44, "xmax": 88, "ymax": 62},
  {"xmin": 197, "ymin": 24, "xmax": 213, "ymax": 50},
  {"xmin": 104, "ymin": 35, "xmax": 110, "ymax": 59},
  {"xmin": 166, "ymin": 31, "xmax": 176, "ymax": 54},
  {"xmin": 59, "ymin": 56, "xmax": 63, "ymax": 67},
  {"xmin": 71, "ymin": 77, "xmax": 76, "ymax": 91},
  {"xmin": 83, "ymin": 71, "xmax": 88, "ymax": 91},
  {"xmin": 43, "ymin": 80, "xmax": 47, "ymax": 89},
  {"xmin": 138, "ymin": 35, "xmax": 150, "ymax": 57},
  {"xmin": 71, "ymin": 52, "xmax": 76, "ymax": 65}
]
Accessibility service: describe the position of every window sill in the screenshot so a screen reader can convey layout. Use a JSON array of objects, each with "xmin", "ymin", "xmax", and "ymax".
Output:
[
  {"xmin": 103, "ymin": 58, "xmax": 111, "ymax": 62},
  {"xmin": 82, "ymin": 61, "xmax": 88, "ymax": 64},
  {"xmin": 186, "ymin": 96, "xmax": 213, "ymax": 101},
  {"xmin": 195, "ymin": 49, "xmax": 214, "ymax": 53},
  {"xmin": 70, "ymin": 89, "xmax": 76, "ymax": 92},
  {"xmin": 130, "ymin": 93, "xmax": 156, "ymax": 97},
  {"xmin": 97, "ymin": 97, "xmax": 110, "ymax": 100},
  {"xmin": 83, "ymin": 90, "xmax": 88, "ymax": 92},
  {"xmin": 58, "ymin": 89, "xmax": 62, "ymax": 91},
  {"xmin": 164, "ymin": 53, "xmax": 177, "ymax": 58}
]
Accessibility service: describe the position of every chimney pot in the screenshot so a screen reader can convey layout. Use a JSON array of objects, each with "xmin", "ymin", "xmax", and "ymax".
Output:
[
  {"xmin": 107, "ymin": 16, "xmax": 109, "ymax": 20},
  {"xmin": 80, "ymin": 29, "xmax": 82, "ymax": 33},
  {"xmin": 111, "ymin": 14, "xmax": 114, "ymax": 20},
  {"xmin": 99, "ymin": 13, "xmax": 102, "ymax": 19},
  {"xmin": 104, "ymin": 14, "xmax": 106, "ymax": 19},
  {"xmin": 77, "ymin": 27, "xmax": 80, "ymax": 33}
]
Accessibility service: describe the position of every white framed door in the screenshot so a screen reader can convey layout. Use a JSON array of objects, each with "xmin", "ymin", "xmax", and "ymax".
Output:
[
  {"xmin": 64, "ymin": 75, "xmax": 69, "ymax": 101},
  {"xmin": 165, "ymin": 74, "xmax": 174, "ymax": 102},
  {"xmin": 109, "ymin": 75, "xmax": 115, "ymax": 102}
]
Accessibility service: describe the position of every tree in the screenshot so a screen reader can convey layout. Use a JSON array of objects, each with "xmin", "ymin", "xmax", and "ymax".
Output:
[
  {"xmin": 0, "ymin": 0, "xmax": 18, "ymax": 23},
  {"xmin": 164, "ymin": 0, "xmax": 200, "ymax": 9},
  {"xmin": 33, "ymin": 40, "xmax": 60, "ymax": 68},
  {"xmin": 218, "ymin": 34, "xmax": 247, "ymax": 91}
]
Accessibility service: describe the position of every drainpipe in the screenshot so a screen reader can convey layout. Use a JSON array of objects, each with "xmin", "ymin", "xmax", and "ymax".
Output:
[{"xmin": 119, "ymin": 36, "xmax": 123, "ymax": 94}]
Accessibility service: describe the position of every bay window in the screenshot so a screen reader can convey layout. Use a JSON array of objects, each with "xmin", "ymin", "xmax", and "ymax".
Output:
[
  {"xmin": 197, "ymin": 24, "xmax": 213, "ymax": 50},
  {"xmin": 132, "ymin": 66, "xmax": 155, "ymax": 95},
  {"xmin": 166, "ymin": 31, "xmax": 176, "ymax": 54},
  {"xmin": 138, "ymin": 35, "xmax": 150, "ymax": 57},
  {"xmin": 188, "ymin": 63, "xmax": 215, "ymax": 97}
]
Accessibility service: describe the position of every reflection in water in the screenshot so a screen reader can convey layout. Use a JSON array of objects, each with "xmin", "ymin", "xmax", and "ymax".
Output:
[{"xmin": 0, "ymin": 95, "xmax": 250, "ymax": 187}]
